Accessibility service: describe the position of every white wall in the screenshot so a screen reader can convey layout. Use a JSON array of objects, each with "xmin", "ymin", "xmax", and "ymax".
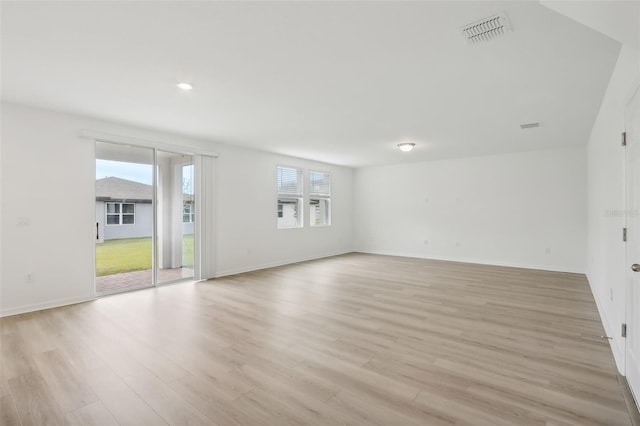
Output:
[
  {"xmin": 214, "ymin": 144, "xmax": 353, "ymax": 276},
  {"xmin": 354, "ymin": 147, "xmax": 587, "ymax": 273},
  {"xmin": 586, "ymin": 45, "xmax": 640, "ymax": 372},
  {"xmin": 0, "ymin": 103, "xmax": 353, "ymax": 316}
]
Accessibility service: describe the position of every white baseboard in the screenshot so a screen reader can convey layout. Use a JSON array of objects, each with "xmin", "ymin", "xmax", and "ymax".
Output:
[
  {"xmin": 354, "ymin": 250, "xmax": 585, "ymax": 274},
  {"xmin": 213, "ymin": 250, "xmax": 352, "ymax": 278},
  {"xmin": 586, "ymin": 272, "xmax": 625, "ymax": 374},
  {"xmin": 0, "ymin": 295, "xmax": 95, "ymax": 318}
]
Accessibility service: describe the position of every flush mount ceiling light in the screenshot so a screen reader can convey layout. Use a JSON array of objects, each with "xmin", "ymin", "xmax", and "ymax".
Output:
[
  {"xmin": 177, "ymin": 82, "xmax": 193, "ymax": 91},
  {"xmin": 397, "ymin": 142, "xmax": 416, "ymax": 152}
]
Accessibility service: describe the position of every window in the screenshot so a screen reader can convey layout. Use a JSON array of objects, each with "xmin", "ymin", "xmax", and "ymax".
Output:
[
  {"xmin": 106, "ymin": 202, "xmax": 135, "ymax": 225},
  {"xmin": 309, "ymin": 171, "xmax": 331, "ymax": 226},
  {"xmin": 277, "ymin": 166, "xmax": 303, "ymax": 228},
  {"xmin": 183, "ymin": 201, "xmax": 195, "ymax": 223}
]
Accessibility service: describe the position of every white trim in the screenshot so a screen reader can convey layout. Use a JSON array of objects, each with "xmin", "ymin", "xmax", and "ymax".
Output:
[
  {"xmin": 354, "ymin": 249, "xmax": 586, "ymax": 274},
  {"xmin": 80, "ymin": 129, "xmax": 219, "ymax": 158},
  {"xmin": 587, "ymin": 272, "xmax": 626, "ymax": 374},
  {"xmin": 0, "ymin": 296, "xmax": 95, "ymax": 318}
]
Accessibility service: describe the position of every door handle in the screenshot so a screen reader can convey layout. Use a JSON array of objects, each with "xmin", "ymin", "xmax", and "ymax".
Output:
[
  {"xmin": 96, "ymin": 222, "xmax": 99, "ymax": 240},
  {"xmin": 632, "ymin": 264, "xmax": 640, "ymax": 272}
]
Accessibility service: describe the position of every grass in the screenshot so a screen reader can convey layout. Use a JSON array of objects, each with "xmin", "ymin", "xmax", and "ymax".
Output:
[
  {"xmin": 182, "ymin": 234, "xmax": 194, "ymax": 268},
  {"xmin": 96, "ymin": 235, "xmax": 194, "ymax": 276}
]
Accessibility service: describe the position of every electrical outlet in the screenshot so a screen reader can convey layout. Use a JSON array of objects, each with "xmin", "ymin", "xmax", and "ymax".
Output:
[
  {"xmin": 423, "ymin": 240, "xmax": 429, "ymax": 245},
  {"xmin": 24, "ymin": 273, "xmax": 34, "ymax": 283},
  {"xmin": 545, "ymin": 247, "xmax": 551, "ymax": 254},
  {"xmin": 610, "ymin": 288, "xmax": 613, "ymax": 302}
]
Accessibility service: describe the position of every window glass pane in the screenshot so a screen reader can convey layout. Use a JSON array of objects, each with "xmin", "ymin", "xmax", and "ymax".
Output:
[
  {"xmin": 122, "ymin": 214, "xmax": 134, "ymax": 224},
  {"xmin": 106, "ymin": 203, "xmax": 119, "ymax": 213},
  {"xmin": 310, "ymin": 198, "xmax": 330, "ymax": 226},
  {"xmin": 310, "ymin": 171, "xmax": 331, "ymax": 196},
  {"xmin": 106, "ymin": 215, "xmax": 119, "ymax": 225},
  {"xmin": 277, "ymin": 166, "xmax": 303, "ymax": 196},
  {"xmin": 277, "ymin": 198, "xmax": 301, "ymax": 228},
  {"xmin": 183, "ymin": 214, "xmax": 190, "ymax": 223},
  {"xmin": 122, "ymin": 203, "xmax": 135, "ymax": 213}
]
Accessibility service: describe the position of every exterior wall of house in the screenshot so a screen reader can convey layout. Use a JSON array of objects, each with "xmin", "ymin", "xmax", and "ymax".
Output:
[
  {"xmin": 97, "ymin": 202, "xmax": 153, "ymax": 240},
  {"xmin": 277, "ymin": 202, "xmax": 299, "ymax": 228},
  {"xmin": 97, "ymin": 200, "xmax": 193, "ymax": 240},
  {"xmin": 95, "ymin": 201, "xmax": 105, "ymax": 243},
  {"xmin": 182, "ymin": 222, "xmax": 194, "ymax": 235}
]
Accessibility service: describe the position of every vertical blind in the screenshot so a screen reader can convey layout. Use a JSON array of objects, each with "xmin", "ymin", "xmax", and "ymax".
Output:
[
  {"xmin": 310, "ymin": 171, "xmax": 331, "ymax": 196},
  {"xmin": 277, "ymin": 166, "xmax": 304, "ymax": 196},
  {"xmin": 195, "ymin": 154, "xmax": 216, "ymax": 280}
]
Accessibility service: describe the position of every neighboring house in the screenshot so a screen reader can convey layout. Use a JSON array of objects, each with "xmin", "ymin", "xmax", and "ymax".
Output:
[
  {"xmin": 95, "ymin": 177, "xmax": 153, "ymax": 242},
  {"xmin": 182, "ymin": 195, "xmax": 195, "ymax": 235},
  {"xmin": 277, "ymin": 199, "xmax": 299, "ymax": 228},
  {"xmin": 96, "ymin": 176, "xmax": 195, "ymax": 242}
]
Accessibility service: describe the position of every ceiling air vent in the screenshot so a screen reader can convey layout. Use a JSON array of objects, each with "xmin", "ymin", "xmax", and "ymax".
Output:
[
  {"xmin": 460, "ymin": 14, "xmax": 511, "ymax": 44},
  {"xmin": 520, "ymin": 122, "xmax": 540, "ymax": 129}
]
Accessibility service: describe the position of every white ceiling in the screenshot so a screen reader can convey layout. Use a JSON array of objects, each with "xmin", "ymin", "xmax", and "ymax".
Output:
[
  {"xmin": 1, "ymin": 1, "xmax": 624, "ymax": 167},
  {"xmin": 540, "ymin": 0, "xmax": 639, "ymax": 49}
]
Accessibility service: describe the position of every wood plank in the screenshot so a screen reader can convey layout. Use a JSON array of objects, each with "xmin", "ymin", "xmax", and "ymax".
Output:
[
  {"xmin": 82, "ymin": 366, "xmax": 168, "ymax": 426},
  {"xmin": 32, "ymin": 349, "xmax": 99, "ymax": 412},
  {"xmin": 0, "ymin": 394, "xmax": 22, "ymax": 426},
  {"xmin": 8, "ymin": 372, "xmax": 67, "ymax": 426},
  {"xmin": 66, "ymin": 401, "xmax": 119, "ymax": 426}
]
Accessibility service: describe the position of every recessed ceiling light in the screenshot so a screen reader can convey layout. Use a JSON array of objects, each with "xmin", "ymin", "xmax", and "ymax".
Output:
[
  {"xmin": 177, "ymin": 82, "xmax": 193, "ymax": 91},
  {"xmin": 398, "ymin": 142, "xmax": 416, "ymax": 152}
]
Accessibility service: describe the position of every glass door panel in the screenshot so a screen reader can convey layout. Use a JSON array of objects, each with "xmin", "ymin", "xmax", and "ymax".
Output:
[
  {"xmin": 156, "ymin": 150, "xmax": 195, "ymax": 284},
  {"xmin": 95, "ymin": 142, "xmax": 154, "ymax": 295}
]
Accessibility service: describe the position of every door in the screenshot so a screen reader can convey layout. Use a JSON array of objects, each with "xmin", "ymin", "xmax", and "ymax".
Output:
[
  {"xmin": 156, "ymin": 150, "xmax": 195, "ymax": 284},
  {"xmin": 95, "ymin": 142, "xmax": 155, "ymax": 295},
  {"xmin": 625, "ymin": 86, "xmax": 640, "ymax": 401}
]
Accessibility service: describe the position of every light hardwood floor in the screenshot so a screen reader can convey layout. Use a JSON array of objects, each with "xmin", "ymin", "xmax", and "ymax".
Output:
[{"xmin": 0, "ymin": 253, "xmax": 636, "ymax": 425}]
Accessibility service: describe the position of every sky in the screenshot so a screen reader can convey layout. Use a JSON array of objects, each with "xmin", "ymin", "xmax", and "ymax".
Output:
[
  {"xmin": 96, "ymin": 159, "xmax": 152, "ymax": 185},
  {"xmin": 96, "ymin": 161, "xmax": 194, "ymax": 194}
]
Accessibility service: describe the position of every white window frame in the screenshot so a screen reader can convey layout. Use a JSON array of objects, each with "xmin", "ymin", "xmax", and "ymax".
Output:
[
  {"xmin": 309, "ymin": 170, "xmax": 331, "ymax": 227},
  {"xmin": 277, "ymin": 165, "xmax": 304, "ymax": 229},
  {"xmin": 183, "ymin": 201, "xmax": 195, "ymax": 223},
  {"xmin": 106, "ymin": 202, "xmax": 135, "ymax": 226}
]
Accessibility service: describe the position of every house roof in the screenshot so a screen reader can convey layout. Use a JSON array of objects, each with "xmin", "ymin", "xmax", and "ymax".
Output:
[{"xmin": 96, "ymin": 177, "xmax": 152, "ymax": 202}]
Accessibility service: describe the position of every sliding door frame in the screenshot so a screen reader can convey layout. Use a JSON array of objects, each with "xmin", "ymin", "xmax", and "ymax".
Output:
[{"xmin": 91, "ymin": 133, "xmax": 217, "ymax": 295}]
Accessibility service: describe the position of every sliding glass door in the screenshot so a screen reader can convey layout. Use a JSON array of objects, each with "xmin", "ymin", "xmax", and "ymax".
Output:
[
  {"xmin": 95, "ymin": 142, "xmax": 196, "ymax": 295},
  {"xmin": 95, "ymin": 142, "xmax": 154, "ymax": 294},
  {"xmin": 156, "ymin": 150, "xmax": 195, "ymax": 284}
]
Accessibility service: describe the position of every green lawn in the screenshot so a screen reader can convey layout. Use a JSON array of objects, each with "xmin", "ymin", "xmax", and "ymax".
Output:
[
  {"xmin": 183, "ymin": 234, "xmax": 194, "ymax": 268},
  {"xmin": 96, "ymin": 235, "xmax": 194, "ymax": 276}
]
